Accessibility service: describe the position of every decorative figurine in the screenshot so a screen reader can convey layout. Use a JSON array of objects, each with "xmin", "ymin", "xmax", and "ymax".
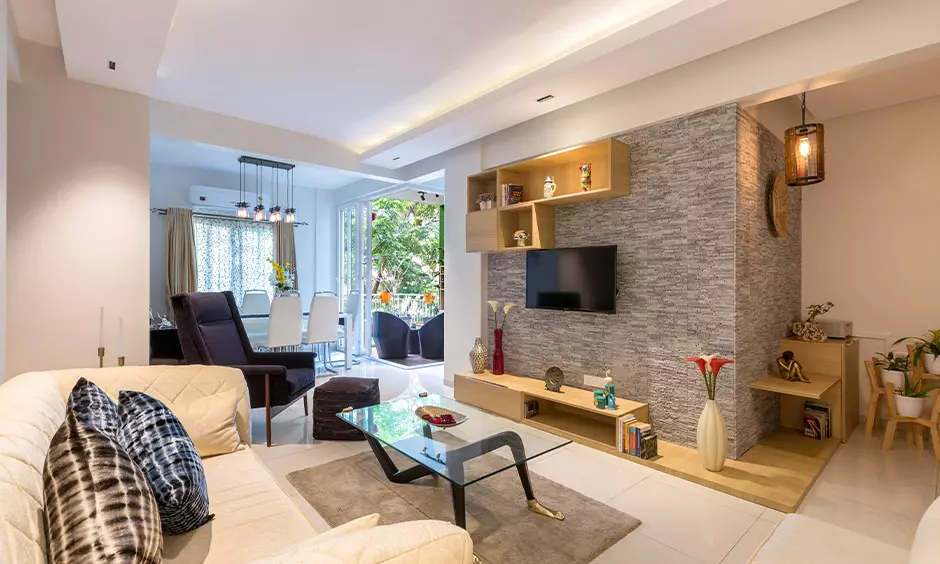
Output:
[
  {"xmin": 594, "ymin": 390, "xmax": 607, "ymax": 409},
  {"xmin": 545, "ymin": 366, "xmax": 564, "ymax": 393},
  {"xmin": 579, "ymin": 163, "xmax": 592, "ymax": 191},
  {"xmin": 777, "ymin": 351, "xmax": 810, "ymax": 383},
  {"xmin": 513, "ymin": 229, "xmax": 530, "ymax": 247},
  {"xmin": 603, "ymin": 369, "xmax": 617, "ymax": 410},
  {"xmin": 543, "ymin": 176, "xmax": 556, "ymax": 198},
  {"xmin": 792, "ymin": 301, "xmax": 833, "ymax": 342}
]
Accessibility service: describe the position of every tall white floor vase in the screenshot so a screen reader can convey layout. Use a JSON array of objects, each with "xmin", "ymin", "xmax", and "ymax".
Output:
[{"xmin": 697, "ymin": 399, "xmax": 727, "ymax": 472}]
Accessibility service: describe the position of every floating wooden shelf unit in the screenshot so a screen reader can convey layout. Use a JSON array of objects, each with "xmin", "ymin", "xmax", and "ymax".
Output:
[{"xmin": 465, "ymin": 138, "xmax": 630, "ymax": 253}]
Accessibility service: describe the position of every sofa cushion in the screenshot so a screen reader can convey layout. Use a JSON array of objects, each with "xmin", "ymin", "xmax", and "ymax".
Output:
[
  {"xmin": 0, "ymin": 372, "xmax": 66, "ymax": 564},
  {"xmin": 43, "ymin": 411, "xmax": 162, "ymax": 564},
  {"xmin": 171, "ymin": 389, "xmax": 241, "ymax": 458},
  {"xmin": 119, "ymin": 391, "xmax": 213, "ymax": 535},
  {"xmin": 65, "ymin": 377, "xmax": 120, "ymax": 442},
  {"xmin": 164, "ymin": 448, "xmax": 317, "ymax": 564}
]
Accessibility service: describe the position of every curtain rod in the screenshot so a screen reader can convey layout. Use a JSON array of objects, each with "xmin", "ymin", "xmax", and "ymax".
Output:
[{"xmin": 150, "ymin": 208, "xmax": 308, "ymax": 226}]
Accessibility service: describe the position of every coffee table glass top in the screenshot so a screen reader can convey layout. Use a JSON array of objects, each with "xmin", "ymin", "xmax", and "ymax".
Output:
[{"xmin": 338, "ymin": 394, "xmax": 571, "ymax": 487}]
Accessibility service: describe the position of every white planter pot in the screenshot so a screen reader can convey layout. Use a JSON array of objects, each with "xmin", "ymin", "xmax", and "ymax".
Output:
[
  {"xmin": 923, "ymin": 353, "xmax": 940, "ymax": 374},
  {"xmin": 895, "ymin": 394, "xmax": 926, "ymax": 418},
  {"xmin": 696, "ymin": 399, "xmax": 727, "ymax": 472},
  {"xmin": 881, "ymin": 369, "xmax": 905, "ymax": 388},
  {"xmin": 478, "ymin": 202, "xmax": 486, "ymax": 211}
]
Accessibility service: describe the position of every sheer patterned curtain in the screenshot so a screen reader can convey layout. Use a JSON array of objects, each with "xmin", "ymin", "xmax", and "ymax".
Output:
[{"xmin": 193, "ymin": 216, "xmax": 274, "ymax": 306}]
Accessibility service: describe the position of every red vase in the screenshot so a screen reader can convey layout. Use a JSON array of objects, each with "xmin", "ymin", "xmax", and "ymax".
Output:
[{"xmin": 492, "ymin": 329, "xmax": 504, "ymax": 375}]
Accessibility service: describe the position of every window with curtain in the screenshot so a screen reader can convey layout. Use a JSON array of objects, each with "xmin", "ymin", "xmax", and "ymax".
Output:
[{"xmin": 193, "ymin": 216, "xmax": 274, "ymax": 306}]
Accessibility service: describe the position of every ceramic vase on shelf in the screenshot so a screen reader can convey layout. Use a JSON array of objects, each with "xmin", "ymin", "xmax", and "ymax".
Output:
[
  {"xmin": 492, "ymin": 329, "xmax": 505, "ymax": 375},
  {"xmin": 697, "ymin": 399, "xmax": 727, "ymax": 472},
  {"xmin": 469, "ymin": 338, "xmax": 487, "ymax": 374}
]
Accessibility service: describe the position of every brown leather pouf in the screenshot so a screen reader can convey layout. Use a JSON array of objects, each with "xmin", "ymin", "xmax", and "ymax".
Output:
[{"xmin": 312, "ymin": 377, "xmax": 380, "ymax": 440}]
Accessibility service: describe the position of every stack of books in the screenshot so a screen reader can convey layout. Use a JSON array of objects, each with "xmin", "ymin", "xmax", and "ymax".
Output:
[
  {"xmin": 618, "ymin": 415, "xmax": 658, "ymax": 459},
  {"xmin": 804, "ymin": 401, "xmax": 831, "ymax": 440},
  {"xmin": 500, "ymin": 184, "xmax": 524, "ymax": 206}
]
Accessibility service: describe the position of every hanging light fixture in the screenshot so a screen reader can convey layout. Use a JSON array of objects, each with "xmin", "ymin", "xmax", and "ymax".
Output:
[
  {"xmin": 236, "ymin": 161, "xmax": 250, "ymax": 218},
  {"xmin": 269, "ymin": 166, "xmax": 282, "ymax": 222},
  {"xmin": 284, "ymin": 168, "xmax": 296, "ymax": 223},
  {"xmin": 784, "ymin": 93, "xmax": 825, "ymax": 186},
  {"xmin": 253, "ymin": 162, "xmax": 266, "ymax": 221}
]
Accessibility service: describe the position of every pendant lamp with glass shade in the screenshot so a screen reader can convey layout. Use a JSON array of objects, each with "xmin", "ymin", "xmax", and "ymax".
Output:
[
  {"xmin": 784, "ymin": 93, "xmax": 825, "ymax": 186},
  {"xmin": 284, "ymin": 169, "xmax": 296, "ymax": 223},
  {"xmin": 269, "ymin": 167, "xmax": 283, "ymax": 223},
  {"xmin": 236, "ymin": 161, "xmax": 250, "ymax": 218},
  {"xmin": 253, "ymin": 162, "xmax": 266, "ymax": 221}
]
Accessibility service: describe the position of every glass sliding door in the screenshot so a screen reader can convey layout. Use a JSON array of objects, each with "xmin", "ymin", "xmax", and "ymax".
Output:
[{"xmin": 337, "ymin": 201, "xmax": 372, "ymax": 356}]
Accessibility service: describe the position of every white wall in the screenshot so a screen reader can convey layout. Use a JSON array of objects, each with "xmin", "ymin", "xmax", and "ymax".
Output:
[
  {"xmin": 802, "ymin": 94, "xmax": 940, "ymax": 345},
  {"xmin": 315, "ymin": 188, "xmax": 336, "ymax": 294},
  {"xmin": 0, "ymin": 0, "xmax": 8, "ymax": 381},
  {"xmin": 149, "ymin": 162, "xmax": 327, "ymax": 315},
  {"xmin": 441, "ymin": 144, "xmax": 485, "ymax": 385},
  {"xmin": 7, "ymin": 42, "xmax": 149, "ymax": 375}
]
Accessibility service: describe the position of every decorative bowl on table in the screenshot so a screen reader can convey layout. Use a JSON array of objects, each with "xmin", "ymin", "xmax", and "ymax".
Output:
[{"xmin": 415, "ymin": 406, "xmax": 468, "ymax": 428}]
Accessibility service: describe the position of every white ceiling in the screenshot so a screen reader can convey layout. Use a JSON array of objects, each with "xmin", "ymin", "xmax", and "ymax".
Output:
[
  {"xmin": 387, "ymin": 188, "xmax": 445, "ymax": 206},
  {"xmin": 806, "ymin": 56, "xmax": 940, "ymax": 120},
  {"xmin": 13, "ymin": 0, "xmax": 871, "ymax": 171},
  {"xmin": 150, "ymin": 136, "xmax": 367, "ymax": 190}
]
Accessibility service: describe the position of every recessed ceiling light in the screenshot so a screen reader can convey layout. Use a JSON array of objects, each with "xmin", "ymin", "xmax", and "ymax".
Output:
[
  {"xmin": 536, "ymin": 94, "xmax": 554, "ymax": 103},
  {"xmin": 392, "ymin": 156, "xmax": 400, "ymax": 161}
]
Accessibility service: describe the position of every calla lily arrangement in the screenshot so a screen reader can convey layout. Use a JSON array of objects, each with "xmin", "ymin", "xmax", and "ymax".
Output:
[
  {"xmin": 684, "ymin": 354, "xmax": 734, "ymax": 400},
  {"xmin": 488, "ymin": 300, "xmax": 517, "ymax": 330}
]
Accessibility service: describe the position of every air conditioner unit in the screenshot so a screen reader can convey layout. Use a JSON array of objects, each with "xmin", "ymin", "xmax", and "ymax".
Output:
[{"xmin": 189, "ymin": 185, "xmax": 241, "ymax": 213}]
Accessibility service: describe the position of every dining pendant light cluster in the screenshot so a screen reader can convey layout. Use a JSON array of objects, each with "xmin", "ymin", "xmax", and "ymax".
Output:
[
  {"xmin": 784, "ymin": 93, "xmax": 825, "ymax": 186},
  {"xmin": 237, "ymin": 156, "xmax": 297, "ymax": 223}
]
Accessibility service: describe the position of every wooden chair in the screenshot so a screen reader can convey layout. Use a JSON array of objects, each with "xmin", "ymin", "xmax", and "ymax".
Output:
[{"xmin": 864, "ymin": 357, "xmax": 887, "ymax": 437}]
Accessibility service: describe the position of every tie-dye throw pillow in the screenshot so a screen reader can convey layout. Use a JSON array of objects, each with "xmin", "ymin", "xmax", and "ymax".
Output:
[
  {"xmin": 119, "ymin": 390, "xmax": 214, "ymax": 535},
  {"xmin": 66, "ymin": 377, "xmax": 120, "ymax": 442},
  {"xmin": 43, "ymin": 412, "xmax": 162, "ymax": 564}
]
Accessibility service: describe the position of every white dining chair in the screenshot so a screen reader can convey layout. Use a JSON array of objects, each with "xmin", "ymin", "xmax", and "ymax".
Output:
[
  {"xmin": 241, "ymin": 290, "xmax": 271, "ymax": 314},
  {"xmin": 267, "ymin": 295, "xmax": 303, "ymax": 350},
  {"xmin": 304, "ymin": 293, "xmax": 340, "ymax": 373}
]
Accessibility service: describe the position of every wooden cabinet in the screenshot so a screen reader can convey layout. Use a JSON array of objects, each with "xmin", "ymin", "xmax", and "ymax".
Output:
[
  {"xmin": 777, "ymin": 337, "xmax": 859, "ymax": 443},
  {"xmin": 464, "ymin": 138, "xmax": 630, "ymax": 253}
]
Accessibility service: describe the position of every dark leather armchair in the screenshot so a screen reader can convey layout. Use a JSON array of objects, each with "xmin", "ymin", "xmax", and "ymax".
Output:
[
  {"xmin": 372, "ymin": 311, "xmax": 410, "ymax": 359},
  {"xmin": 171, "ymin": 291, "xmax": 317, "ymax": 446},
  {"xmin": 418, "ymin": 313, "xmax": 444, "ymax": 360}
]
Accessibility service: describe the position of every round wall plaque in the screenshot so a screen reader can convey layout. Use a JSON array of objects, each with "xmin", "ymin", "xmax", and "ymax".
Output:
[{"xmin": 768, "ymin": 171, "xmax": 788, "ymax": 237}]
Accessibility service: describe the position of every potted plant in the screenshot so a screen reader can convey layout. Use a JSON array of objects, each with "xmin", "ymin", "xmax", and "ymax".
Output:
[
  {"xmin": 874, "ymin": 351, "xmax": 909, "ymax": 388},
  {"xmin": 476, "ymin": 192, "xmax": 496, "ymax": 210},
  {"xmin": 894, "ymin": 330, "xmax": 940, "ymax": 374},
  {"xmin": 895, "ymin": 370, "xmax": 931, "ymax": 418}
]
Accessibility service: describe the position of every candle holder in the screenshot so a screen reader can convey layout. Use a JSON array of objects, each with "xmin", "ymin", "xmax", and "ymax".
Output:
[
  {"xmin": 98, "ymin": 347, "xmax": 105, "ymax": 368},
  {"xmin": 118, "ymin": 356, "xmax": 125, "ymax": 367}
]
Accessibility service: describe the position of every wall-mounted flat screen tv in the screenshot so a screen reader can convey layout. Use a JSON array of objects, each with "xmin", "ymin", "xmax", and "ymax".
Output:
[{"xmin": 525, "ymin": 245, "xmax": 617, "ymax": 313}]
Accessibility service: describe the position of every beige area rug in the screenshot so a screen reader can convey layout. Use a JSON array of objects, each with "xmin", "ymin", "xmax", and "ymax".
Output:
[{"xmin": 287, "ymin": 442, "xmax": 641, "ymax": 564}]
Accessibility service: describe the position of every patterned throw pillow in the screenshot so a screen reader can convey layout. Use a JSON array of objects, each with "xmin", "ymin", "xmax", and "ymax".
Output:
[
  {"xmin": 43, "ymin": 411, "xmax": 162, "ymax": 564},
  {"xmin": 66, "ymin": 377, "xmax": 120, "ymax": 442},
  {"xmin": 119, "ymin": 390, "xmax": 213, "ymax": 535}
]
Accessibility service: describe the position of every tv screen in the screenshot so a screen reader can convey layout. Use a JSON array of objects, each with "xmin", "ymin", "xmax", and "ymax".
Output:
[{"xmin": 525, "ymin": 246, "xmax": 617, "ymax": 313}]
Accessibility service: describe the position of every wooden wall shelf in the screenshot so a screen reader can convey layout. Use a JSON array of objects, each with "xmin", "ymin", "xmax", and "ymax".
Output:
[{"xmin": 465, "ymin": 138, "xmax": 630, "ymax": 253}]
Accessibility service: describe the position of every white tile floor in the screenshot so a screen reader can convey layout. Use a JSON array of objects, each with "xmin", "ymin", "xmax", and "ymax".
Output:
[{"xmin": 249, "ymin": 362, "xmax": 939, "ymax": 563}]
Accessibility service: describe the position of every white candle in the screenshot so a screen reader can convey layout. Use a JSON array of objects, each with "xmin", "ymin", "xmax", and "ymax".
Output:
[
  {"xmin": 118, "ymin": 316, "xmax": 124, "ymax": 357},
  {"xmin": 98, "ymin": 307, "xmax": 104, "ymax": 348}
]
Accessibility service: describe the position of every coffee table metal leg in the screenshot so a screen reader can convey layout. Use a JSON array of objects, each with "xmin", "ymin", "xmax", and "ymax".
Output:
[
  {"xmin": 365, "ymin": 435, "xmax": 434, "ymax": 483},
  {"xmin": 516, "ymin": 461, "xmax": 565, "ymax": 521},
  {"xmin": 451, "ymin": 484, "xmax": 467, "ymax": 529}
]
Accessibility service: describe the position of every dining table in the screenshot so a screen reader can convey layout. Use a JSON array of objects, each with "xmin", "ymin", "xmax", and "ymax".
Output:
[{"xmin": 239, "ymin": 312, "xmax": 352, "ymax": 370}]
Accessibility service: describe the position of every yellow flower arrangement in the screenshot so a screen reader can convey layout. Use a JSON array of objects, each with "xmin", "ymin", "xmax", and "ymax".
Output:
[{"xmin": 266, "ymin": 258, "xmax": 295, "ymax": 292}]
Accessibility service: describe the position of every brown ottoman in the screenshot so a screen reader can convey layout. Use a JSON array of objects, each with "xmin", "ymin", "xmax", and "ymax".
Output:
[{"xmin": 312, "ymin": 377, "xmax": 380, "ymax": 440}]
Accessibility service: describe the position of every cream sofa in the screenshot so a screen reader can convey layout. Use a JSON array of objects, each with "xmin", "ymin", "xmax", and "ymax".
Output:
[
  {"xmin": 750, "ymin": 495, "xmax": 940, "ymax": 563},
  {"xmin": 0, "ymin": 365, "xmax": 473, "ymax": 564}
]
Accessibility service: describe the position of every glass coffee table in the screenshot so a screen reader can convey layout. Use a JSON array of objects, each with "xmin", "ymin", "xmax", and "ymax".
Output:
[{"xmin": 337, "ymin": 394, "xmax": 571, "ymax": 529}]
